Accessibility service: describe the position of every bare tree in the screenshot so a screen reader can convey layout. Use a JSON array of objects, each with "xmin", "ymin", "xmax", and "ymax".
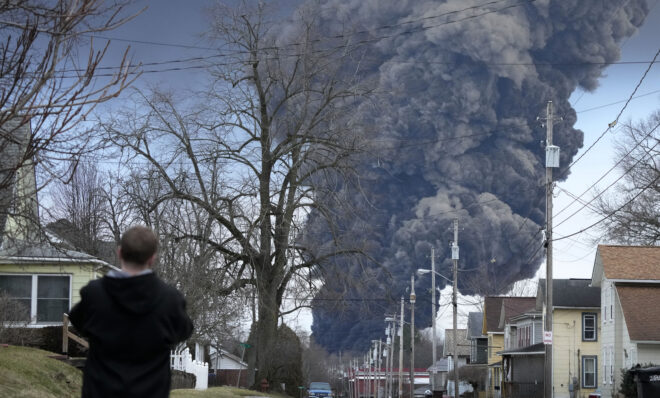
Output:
[
  {"xmin": 99, "ymin": 0, "xmax": 372, "ymax": 388},
  {"xmin": 46, "ymin": 161, "xmax": 109, "ymax": 256},
  {"xmin": 0, "ymin": 0, "xmax": 139, "ymax": 234},
  {"xmin": 594, "ymin": 110, "xmax": 660, "ymax": 245}
]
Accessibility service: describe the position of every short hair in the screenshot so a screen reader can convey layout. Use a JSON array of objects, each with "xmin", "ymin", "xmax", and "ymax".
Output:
[{"xmin": 120, "ymin": 226, "xmax": 158, "ymax": 265}]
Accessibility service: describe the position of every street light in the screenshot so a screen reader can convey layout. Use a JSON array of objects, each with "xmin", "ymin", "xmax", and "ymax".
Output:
[
  {"xmin": 409, "ymin": 274, "xmax": 416, "ymax": 398},
  {"xmin": 417, "ymin": 219, "xmax": 459, "ymax": 398},
  {"xmin": 416, "ymin": 253, "xmax": 452, "ymax": 394}
]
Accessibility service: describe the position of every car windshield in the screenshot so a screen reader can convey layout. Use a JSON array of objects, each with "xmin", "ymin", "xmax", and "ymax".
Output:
[{"xmin": 310, "ymin": 382, "xmax": 331, "ymax": 390}]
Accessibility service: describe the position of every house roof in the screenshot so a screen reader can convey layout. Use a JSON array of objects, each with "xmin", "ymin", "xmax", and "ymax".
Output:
[
  {"xmin": 498, "ymin": 297, "xmax": 537, "ymax": 329},
  {"xmin": 484, "ymin": 296, "xmax": 505, "ymax": 333},
  {"xmin": 617, "ymin": 285, "xmax": 660, "ymax": 342},
  {"xmin": 428, "ymin": 358, "xmax": 449, "ymax": 373},
  {"xmin": 597, "ymin": 245, "xmax": 660, "ymax": 281},
  {"xmin": 443, "ymin": 329, "xmax": 470, "ymax": 357},
  {"xmin": 537, "ymin": 279, "xmax": 600, "ymax": 308},
  {"xmin": 498, "ymin": 342, "xmax": 545, "ymax": 356},
  {"xmin": 467, "ymin": 312, "xmax": 484, "ymax": 339}
]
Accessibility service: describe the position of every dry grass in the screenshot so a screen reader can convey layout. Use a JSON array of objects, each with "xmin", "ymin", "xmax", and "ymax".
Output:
[
  {"xmin": 171, "ymin": 386, "xmax": 290, "ymax": 397},
  {"xmin": 0, "ymin": 345, "xmax": 289, "ymax": 398},
  {"xmin": 0, "ymin": 345, "xmax": 82, "ymax": 398}
]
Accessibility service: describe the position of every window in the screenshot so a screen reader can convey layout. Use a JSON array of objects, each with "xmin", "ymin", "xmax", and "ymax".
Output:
[
  {"xmin": 583, "ymin": 313, "xmax": 597, "ymax": 341},
  {"xmin": 0, "ymin": 275, "xmax": 31, "ymax": 321},
  {"xmin": 603, "ymin": 348, "xmax": 608, "ymax": 385},
  {"xmin": 582, "ymin": 356, "xmax": 597, "ymax": 388},
  {"xmin": 0, "ymin": 274, "xmax": 70, "ymax": 324}
]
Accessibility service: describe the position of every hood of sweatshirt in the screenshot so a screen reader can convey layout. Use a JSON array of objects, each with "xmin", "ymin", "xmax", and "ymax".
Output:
[{"xmin": 102, "ymin": 273, "xmax": 163, "ymax": 315}]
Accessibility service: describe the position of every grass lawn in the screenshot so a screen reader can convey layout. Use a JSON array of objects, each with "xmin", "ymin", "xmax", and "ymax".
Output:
[
  {"xmin": 0, "ymin": 345, "xmax": 288, "ymax": 398},
  {"xmin": 172, "ymin": 386, "xmax": 289, "ymax": 397},
  {"xmin": 0, "ymin": 345, "xmax": 82, "ymax": 398}
]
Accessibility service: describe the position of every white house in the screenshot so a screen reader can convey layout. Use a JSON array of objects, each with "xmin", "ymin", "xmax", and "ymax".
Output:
[
  {"xmin": 591, "ymin": 245, "xmax": 660, "ymax": 397},
  {"xmin": 208, "ymin": 346, "xmax": 248, "ymax": 387}
]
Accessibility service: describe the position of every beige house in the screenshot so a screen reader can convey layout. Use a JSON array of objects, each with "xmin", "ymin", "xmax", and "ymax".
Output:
[
  {"xmin": 483, "ymin": 296, "xmax": 505, "ymax": 397},
  {"xmin": 591, "ymin": 245, "xmax": 660, "ymax": 397},
  {"xmin": 538, "ymin": 279, "xmax": 601, "ymax": 398},
  {"xmin": 0, "ymin": 120, "xmax": 116, "ymax": 326}
]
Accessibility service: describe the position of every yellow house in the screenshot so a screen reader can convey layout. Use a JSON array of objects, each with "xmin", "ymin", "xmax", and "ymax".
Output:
[
  {"xmin": 483, "ymin": 296, "xmax": 505, "ymax": 397},
  {"xmin": 0, "ymin": 120, "xmax": 116, "ymax": 326},
  {"xmin": 538, "ymin": 279, "xmax": 601, "ymax": 398}
]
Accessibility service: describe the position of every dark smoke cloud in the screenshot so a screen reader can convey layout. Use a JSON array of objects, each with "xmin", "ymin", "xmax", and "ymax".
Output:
[{"xmin": 297, "ymin": 0, "xmax": 650, "ymax": 352}]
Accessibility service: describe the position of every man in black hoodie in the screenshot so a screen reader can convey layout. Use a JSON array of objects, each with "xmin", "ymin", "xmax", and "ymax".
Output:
[{"xmin": 69, "ymin": 226, "xmax": 193, "ymax": 398}]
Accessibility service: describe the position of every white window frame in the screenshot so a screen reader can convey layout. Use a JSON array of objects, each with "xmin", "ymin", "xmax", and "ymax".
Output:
[
  {"xmin": 582, "ymin": 312, "xmax": 597, "ymax": 341},
  {"xmin": 582, "ymin": 355, "xmax": 598, "ymax": 389},
  {"xmin": 0, "ymin": 273, "xmax": 72, "ymax": 326},
  {"xmin": 603, "ymin": 347, "xmax": 608, "ymax": 385}
]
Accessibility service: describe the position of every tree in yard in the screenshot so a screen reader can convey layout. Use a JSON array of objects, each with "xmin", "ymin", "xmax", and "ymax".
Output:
[
  {"xmin": 594, "ymin": 110, "xmax": 660, "ymax": 245},
  {"xmin": 98, "ymin": 0, "xmax": 372, "ymax": 388},
  {"xmin": 0, "ymin": 0, "xmax": 139, "ymax": 242},
  {"xmin": 459, "ymin": 364, "xmax": 487, "ymax": 397}
]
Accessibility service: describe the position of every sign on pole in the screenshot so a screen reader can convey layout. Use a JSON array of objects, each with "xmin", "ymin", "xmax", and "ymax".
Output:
[{"xmin": 543, "ymin": 331, "xmax": 553, "ymax": 345}]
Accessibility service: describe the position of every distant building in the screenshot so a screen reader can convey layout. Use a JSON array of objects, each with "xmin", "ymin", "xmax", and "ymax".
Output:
[{"xmin": 468, "ymin": 311, "xmax": 488, "ymax": 364}]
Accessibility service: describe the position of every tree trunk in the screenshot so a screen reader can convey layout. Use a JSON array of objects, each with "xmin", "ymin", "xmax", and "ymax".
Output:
[{"xmin": 252, "ymin": 278, "xmax": 280, "ymax": 391}]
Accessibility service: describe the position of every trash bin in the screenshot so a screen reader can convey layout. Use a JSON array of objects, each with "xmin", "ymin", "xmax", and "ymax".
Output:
[{"xmin": 633, "ymin": 366, "xmax": 660, "ymax": 397}]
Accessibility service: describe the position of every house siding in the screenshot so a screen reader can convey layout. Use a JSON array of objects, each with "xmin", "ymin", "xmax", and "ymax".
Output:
[
  {"xmin": 0, "ymin": 263, "xmax": 102, "ymax": 310},
  {"xmin": 552, "ymin": 308, "xmax": 600, "ymax": 398},
  {"xmin": 487, "ymin": 333, "xmax": 504, "ymax": 397}
]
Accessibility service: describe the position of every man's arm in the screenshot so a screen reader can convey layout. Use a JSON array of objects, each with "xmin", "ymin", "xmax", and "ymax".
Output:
[
  {"xmin": 175, "ymin": 294, "xmax": 194, "ymax": 343},
  {"xmin": 68, "ymin": 285, "xmax": 89, "ymax": 337}
]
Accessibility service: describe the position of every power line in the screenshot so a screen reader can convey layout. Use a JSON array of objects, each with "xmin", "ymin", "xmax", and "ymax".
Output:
[
  {"xmin": 554, "ymin": 119, "xmax": 660, "ymax": 227},
  {"xmin": 553, "ymin": 172, "xmax": 660, "ymax": 242},
  {"xmin": 560, "ymin": 46, "xmax": 660, "ymax": 174}
]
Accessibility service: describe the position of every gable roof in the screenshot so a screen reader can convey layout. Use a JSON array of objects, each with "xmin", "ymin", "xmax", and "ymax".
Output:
[
  {"xmin": 617, "ymin": 285, "xmax": 660, "ymax": 342},
  {"xmin": 596, "ymin": 245, "xmax": 660, "ymax": 281},
  {"xmin": 498, "ymin": 297, "xmax": 537, "ymax": 329},
  {"xmin": 537, "ymin": 279, "xmax": 600, "ymax": 308},
  {"xmin": 467, "ymin": 312, "xmax": 484, "ymax": 338},
  {"xmin": 443, "ymin": 328, "xmax": 470, "ymax": 357},
  {"xmin": 483, "ymin": 296, "xmax": 505, "ymax": 333}
]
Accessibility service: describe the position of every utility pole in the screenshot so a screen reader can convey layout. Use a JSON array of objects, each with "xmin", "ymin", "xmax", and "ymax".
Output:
[
  {"xmin": 431, "ymin": 247, "xmax": 437, "ymax": 393},
  {"xmin": 399, "ymin": 297, "xmax": 404, "ymax": 398},
  {"xmin": 452, "ymin": 219, "xmax": 459, "ymax": 398},
  {"xmin": 410, "ymin": 275, "xmax": 416, "ymax": 398},
  {"xmin": 542, "ymin": 100, "xmax": 560, "ymax": 398}
]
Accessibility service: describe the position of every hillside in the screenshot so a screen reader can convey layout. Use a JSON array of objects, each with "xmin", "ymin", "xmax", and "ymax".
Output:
[
  {"xmin": 0, "ymin": 345, "xmax": 287, "ymax": 398},
  {"xmin": 0, "ymin": 345, "xmax": 82, "ymax": 398}
]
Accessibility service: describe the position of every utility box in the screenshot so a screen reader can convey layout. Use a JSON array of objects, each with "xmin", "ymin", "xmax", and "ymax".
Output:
[{"xmin": 546, "ymin": 145, "xmax": 560, "ymax": 168}]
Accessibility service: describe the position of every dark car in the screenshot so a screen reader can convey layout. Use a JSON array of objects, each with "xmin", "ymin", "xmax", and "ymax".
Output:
[{"xmin": 309, "ymin": 381, "xmax": 333, "ymax": 398}]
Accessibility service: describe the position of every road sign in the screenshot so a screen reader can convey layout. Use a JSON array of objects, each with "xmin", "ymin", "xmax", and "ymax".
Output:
[{"xmin": 543, "ymin": 331, "xmax": 553, "ymax": 345}]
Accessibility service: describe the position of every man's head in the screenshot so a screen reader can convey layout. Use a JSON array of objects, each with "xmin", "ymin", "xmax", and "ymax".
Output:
[{"xmin": 118, "ymin": 226, "xmax": 158, "ymax": 269}]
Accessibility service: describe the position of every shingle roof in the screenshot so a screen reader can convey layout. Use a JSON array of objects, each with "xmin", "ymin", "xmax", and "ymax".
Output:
[
  {"xmin": 598, "ymin": 245, "xmax": 660, "ymax": 280},
  {"xmin": 617, "ymin": 285, "xmax": 660, "ymax": 342},
  {"xmin": 538, "ymin": 279, "xmax": 600, "ymax": 308},
  {"xmin": 443, "ymin": 329, "xmax": 470, "ymax": 357},
  {"xmin": 467, "ymin": 312, "xmax": 484, "ymax": 338},
  {"xmin": 484, "ymin": 296, "xmax": 505, "ymax": 333},
  {"xmin": 499, "ymin": 342, "xmax": 545, "ymax": 355},
  {"xmin": 499, "ymin": 297, "xmax": 537, "ymax": 328}
]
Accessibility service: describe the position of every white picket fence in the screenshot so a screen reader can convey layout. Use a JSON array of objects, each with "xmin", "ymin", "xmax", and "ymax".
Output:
[{"xmin": 171, "ymin": 347, "xmax": 208, "ymax": 390}]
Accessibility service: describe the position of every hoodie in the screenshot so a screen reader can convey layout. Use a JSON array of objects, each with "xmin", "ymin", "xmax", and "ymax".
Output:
[{"xmin": 69, "ymin": 273, "xmax": 193, "ymax": 398}]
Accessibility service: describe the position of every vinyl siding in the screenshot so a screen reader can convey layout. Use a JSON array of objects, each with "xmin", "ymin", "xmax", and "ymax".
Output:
[{"xmin": 552, "ymin": 308, "xmax": 601, "ymax": 398}]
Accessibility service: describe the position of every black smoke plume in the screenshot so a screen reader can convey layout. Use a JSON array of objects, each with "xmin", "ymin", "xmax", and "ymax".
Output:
[{"xmin": 297, "ymin": 0, "xmax": 650, "ymax": 352}]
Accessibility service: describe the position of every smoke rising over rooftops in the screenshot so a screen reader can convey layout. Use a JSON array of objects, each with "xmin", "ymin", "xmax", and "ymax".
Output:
[{"xmin": 292, "ymin": 0, "xmax": 651, "ymax": 352}]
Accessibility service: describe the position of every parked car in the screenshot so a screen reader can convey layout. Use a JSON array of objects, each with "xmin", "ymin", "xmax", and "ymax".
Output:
[{"xmin": 309, "ymin": 381, "xmax": 333, "ymax": 398}]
